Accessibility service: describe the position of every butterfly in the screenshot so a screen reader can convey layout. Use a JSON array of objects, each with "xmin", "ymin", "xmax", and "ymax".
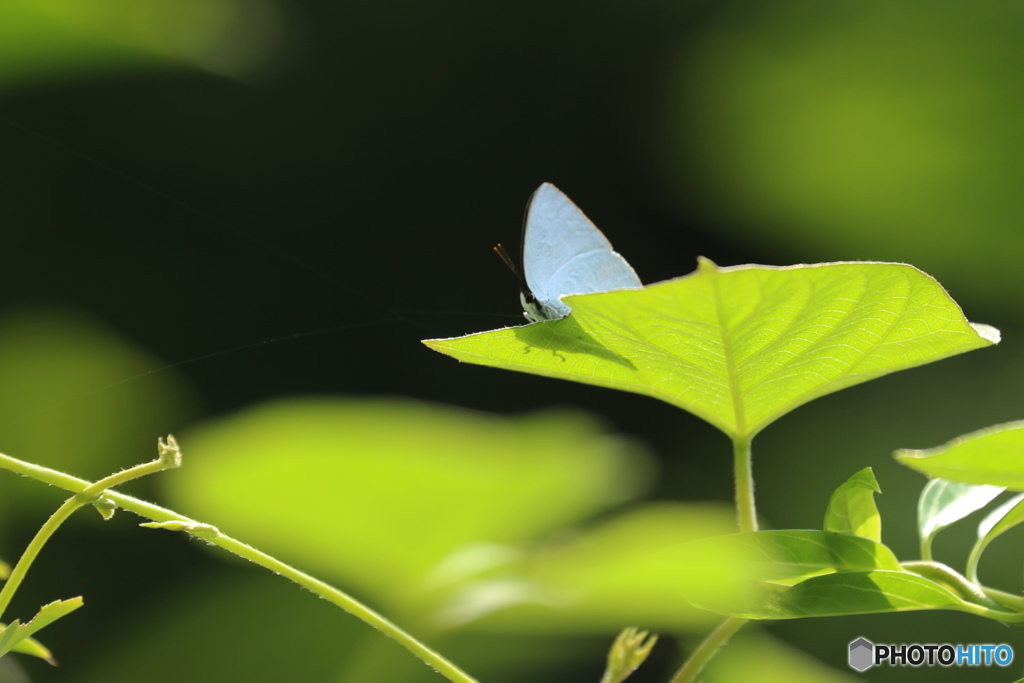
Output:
[{"xmin": 495, "ymin": 183, "xmax": 641, "ymax": 322}]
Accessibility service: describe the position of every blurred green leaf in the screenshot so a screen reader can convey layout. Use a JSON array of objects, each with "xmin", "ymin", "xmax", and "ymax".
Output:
[
  {"xmin": 915, "ymin": 478, "xmax": 1004, "ymax": 560},
  {"xmin": 704, "ymin": 570, "xmax": 973, "ymax": 620},
  {"xmin": 897, "ymin": 421, "xmax": 1024, "ymax": 488},
  {"xmin": 0, "ymin": 0, "xmax": 282, "ymax": 87},
  {"xmin": 686, "ymin": 530, "xmax": 901, "ymax": 588},
  {"xmin": 168, "ymin": 398, "xmax": 650, "ymax": 615},
  {"xmin": 0, "ymin": 597, "xmax": 83, "ymax": 663},
  {"xmin": 69, "ymin": 571, "xmax": 598, "ymax": 683},
  {"xmin": 822, "ymin": 468, "xmax": 881, "ymax": 542},
  {"xmin": 0, "ymin": 307, "xmax": 193, "ymax": 521},
  {"xmin": 434, "ymin": 503, "xmax": 741, "ymax": 632},
  {"xmin": 427, "ymin": 260, "xmax": 995, "ymax": 439},
  {"xmin": 703, "ymin": 632, "xmax": 861, "ymax": 683},
  {"xmin": 666, "ymin": 2, "xmax": 1024, "ymax": 306}
]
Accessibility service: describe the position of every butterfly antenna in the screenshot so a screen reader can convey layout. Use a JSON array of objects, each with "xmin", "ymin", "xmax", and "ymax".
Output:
[{"xmin": 493, "ymin": 243, "xmax": 527, "ymax": 288}]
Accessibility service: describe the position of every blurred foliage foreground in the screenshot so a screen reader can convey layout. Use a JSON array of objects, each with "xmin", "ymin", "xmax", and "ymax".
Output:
[{"xmin": 0, "ymin": 257, "xmax": 1012, "ymax": 683}]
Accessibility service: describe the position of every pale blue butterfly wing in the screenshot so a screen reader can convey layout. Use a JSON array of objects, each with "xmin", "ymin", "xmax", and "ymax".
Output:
[{"xmin": 520, "ymin": 183, "xmax": 641, "ymax": 322}]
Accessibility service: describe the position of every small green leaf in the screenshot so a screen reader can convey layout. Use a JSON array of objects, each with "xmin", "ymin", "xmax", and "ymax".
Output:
[
  {"xmin": 978, "ymin": 493, "xmax": 1024, "ymax": 541},
  {"xmin": 916, "ymin": 479, "xmax": 1004, "ymax": 560},
  {"xmin": 896, "ymin": 421, "xmax": 1024, "ymax": 489},
  {"xmin": 701, "ymin": 570, "xmax": 973, "ymax": 619},
  {"xmin": 426, "ymin": 260, "xmax": 996, "ymax": 439},
  {"xmin": 10, "ymin": 633, "xmax": 57, "ymax": 664},
  {"xmin": 92, "ymin": 496, "xmax": 117, "ymax": 520},
  {"xmin": 687, "ymin": 530, "xmax": 901, "ymax": 585},
  {"xmin": 966, "ymin": 493, "xmax": 1024, "ymax": 583},
  {"xmin": 823, "ymin": 468, "xmax": 881, "ymax": 542},
  {"xmin": 0, "ymin": 597, "xmax": 83, "ymax": 662}
]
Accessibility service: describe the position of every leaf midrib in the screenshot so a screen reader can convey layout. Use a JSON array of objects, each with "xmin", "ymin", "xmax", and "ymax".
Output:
[{"xmin": 710, "ymin": 267, "xmax": 747, "ymax": 435}]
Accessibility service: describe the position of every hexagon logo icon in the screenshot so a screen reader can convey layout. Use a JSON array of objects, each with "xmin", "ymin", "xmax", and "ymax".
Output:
[{"xmin": 849, "ymin": 637, "xmax": 874, "ymax": 672}]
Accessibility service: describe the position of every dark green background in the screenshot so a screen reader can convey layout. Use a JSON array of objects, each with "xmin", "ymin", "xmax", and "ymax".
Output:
[{"xmin": 1, "ymin": 1, "xmax": 1023, "ymax": 681}]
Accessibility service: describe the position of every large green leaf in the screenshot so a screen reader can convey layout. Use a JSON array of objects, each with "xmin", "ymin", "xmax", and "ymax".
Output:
[
  {"xmin": 425, "ymin": 260, "xmax": 996, "ymax": 438},
  {"xmin": 822, "ymin": 468, "xmax": 881, "ymax": 542},
  {"xmin": 702, "ymin": 570, "xmax": 974, "ymax": 620},
  {"xmin": 896, "ymin": 421, "xmax": 1024, "ymax": 488},
  {"xmin": 684, "ymin": 530, "xmax": 901, "ymax": 586}
]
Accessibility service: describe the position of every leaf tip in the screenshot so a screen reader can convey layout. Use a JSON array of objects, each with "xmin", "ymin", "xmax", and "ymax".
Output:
[
  {"xmin": 696, "ymin": 256, "xmax": 720, "ymax": 272},
  {"xmin": 91, "ymin": 496, "xmax": 118, "ymax": 520},
  {"xmin": 969, "ymin": 323, "xmax": 1000, "ymax": 345},
  {"xmin": 422, "ymin": 337, "xmax": 458, "ymax": 356},
  {"xmin": 856, "ymin": 467, "xmax": 882, "ymax": 493},
  {"xmin": 892, "ymin": 448, "xmax": 918, "ymax": 465}
]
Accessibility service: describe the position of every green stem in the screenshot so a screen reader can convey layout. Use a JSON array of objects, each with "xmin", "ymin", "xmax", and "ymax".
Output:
[
  {"xmin": 982, "ymin": 586, "xmax": 1024, "ymax": 611},
  {"xmin": 667, "ymin": 434, "xmax": 756, "ymax": 683},
  {"xmin": 900, "ymin": 561, "xmax": 1006, "ymax": 611},
  {"xmin": 964, "ymin": 538, "xmax": 987, "ymax": 584},
  {"xmin": 920, "ymin": 532, "xmax": 934, "ymax": 562},
  {"xmin": 0, "ymin": 441, "xmax": 179, "ymax": 621},
  {"xmin": 0, "ymin": 450, "xmax": 478, "ymax": 683},
  {"xmin": 667, "ymin": 617, "xmax": 747, "ymax": 683},
  {"xmin": 733, "ymin": 436, "xmax": 757, "ymax": 533}
]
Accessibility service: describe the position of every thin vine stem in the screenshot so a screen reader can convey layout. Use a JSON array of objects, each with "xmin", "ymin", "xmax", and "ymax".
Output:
[
  {"xmin": 668, "ymin": 435, "xmax": 757, "ymax": 682},
  {"xmin": 668, "ymin": 617, "xmax": 747, "ymax": 683},
  {"xmin": 0, "ymin": 439, "xmax": 179, "ymax": 621},
  {"xmin": 0, "ymin": 448, "xmax": 479, "ymax": 683}
]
